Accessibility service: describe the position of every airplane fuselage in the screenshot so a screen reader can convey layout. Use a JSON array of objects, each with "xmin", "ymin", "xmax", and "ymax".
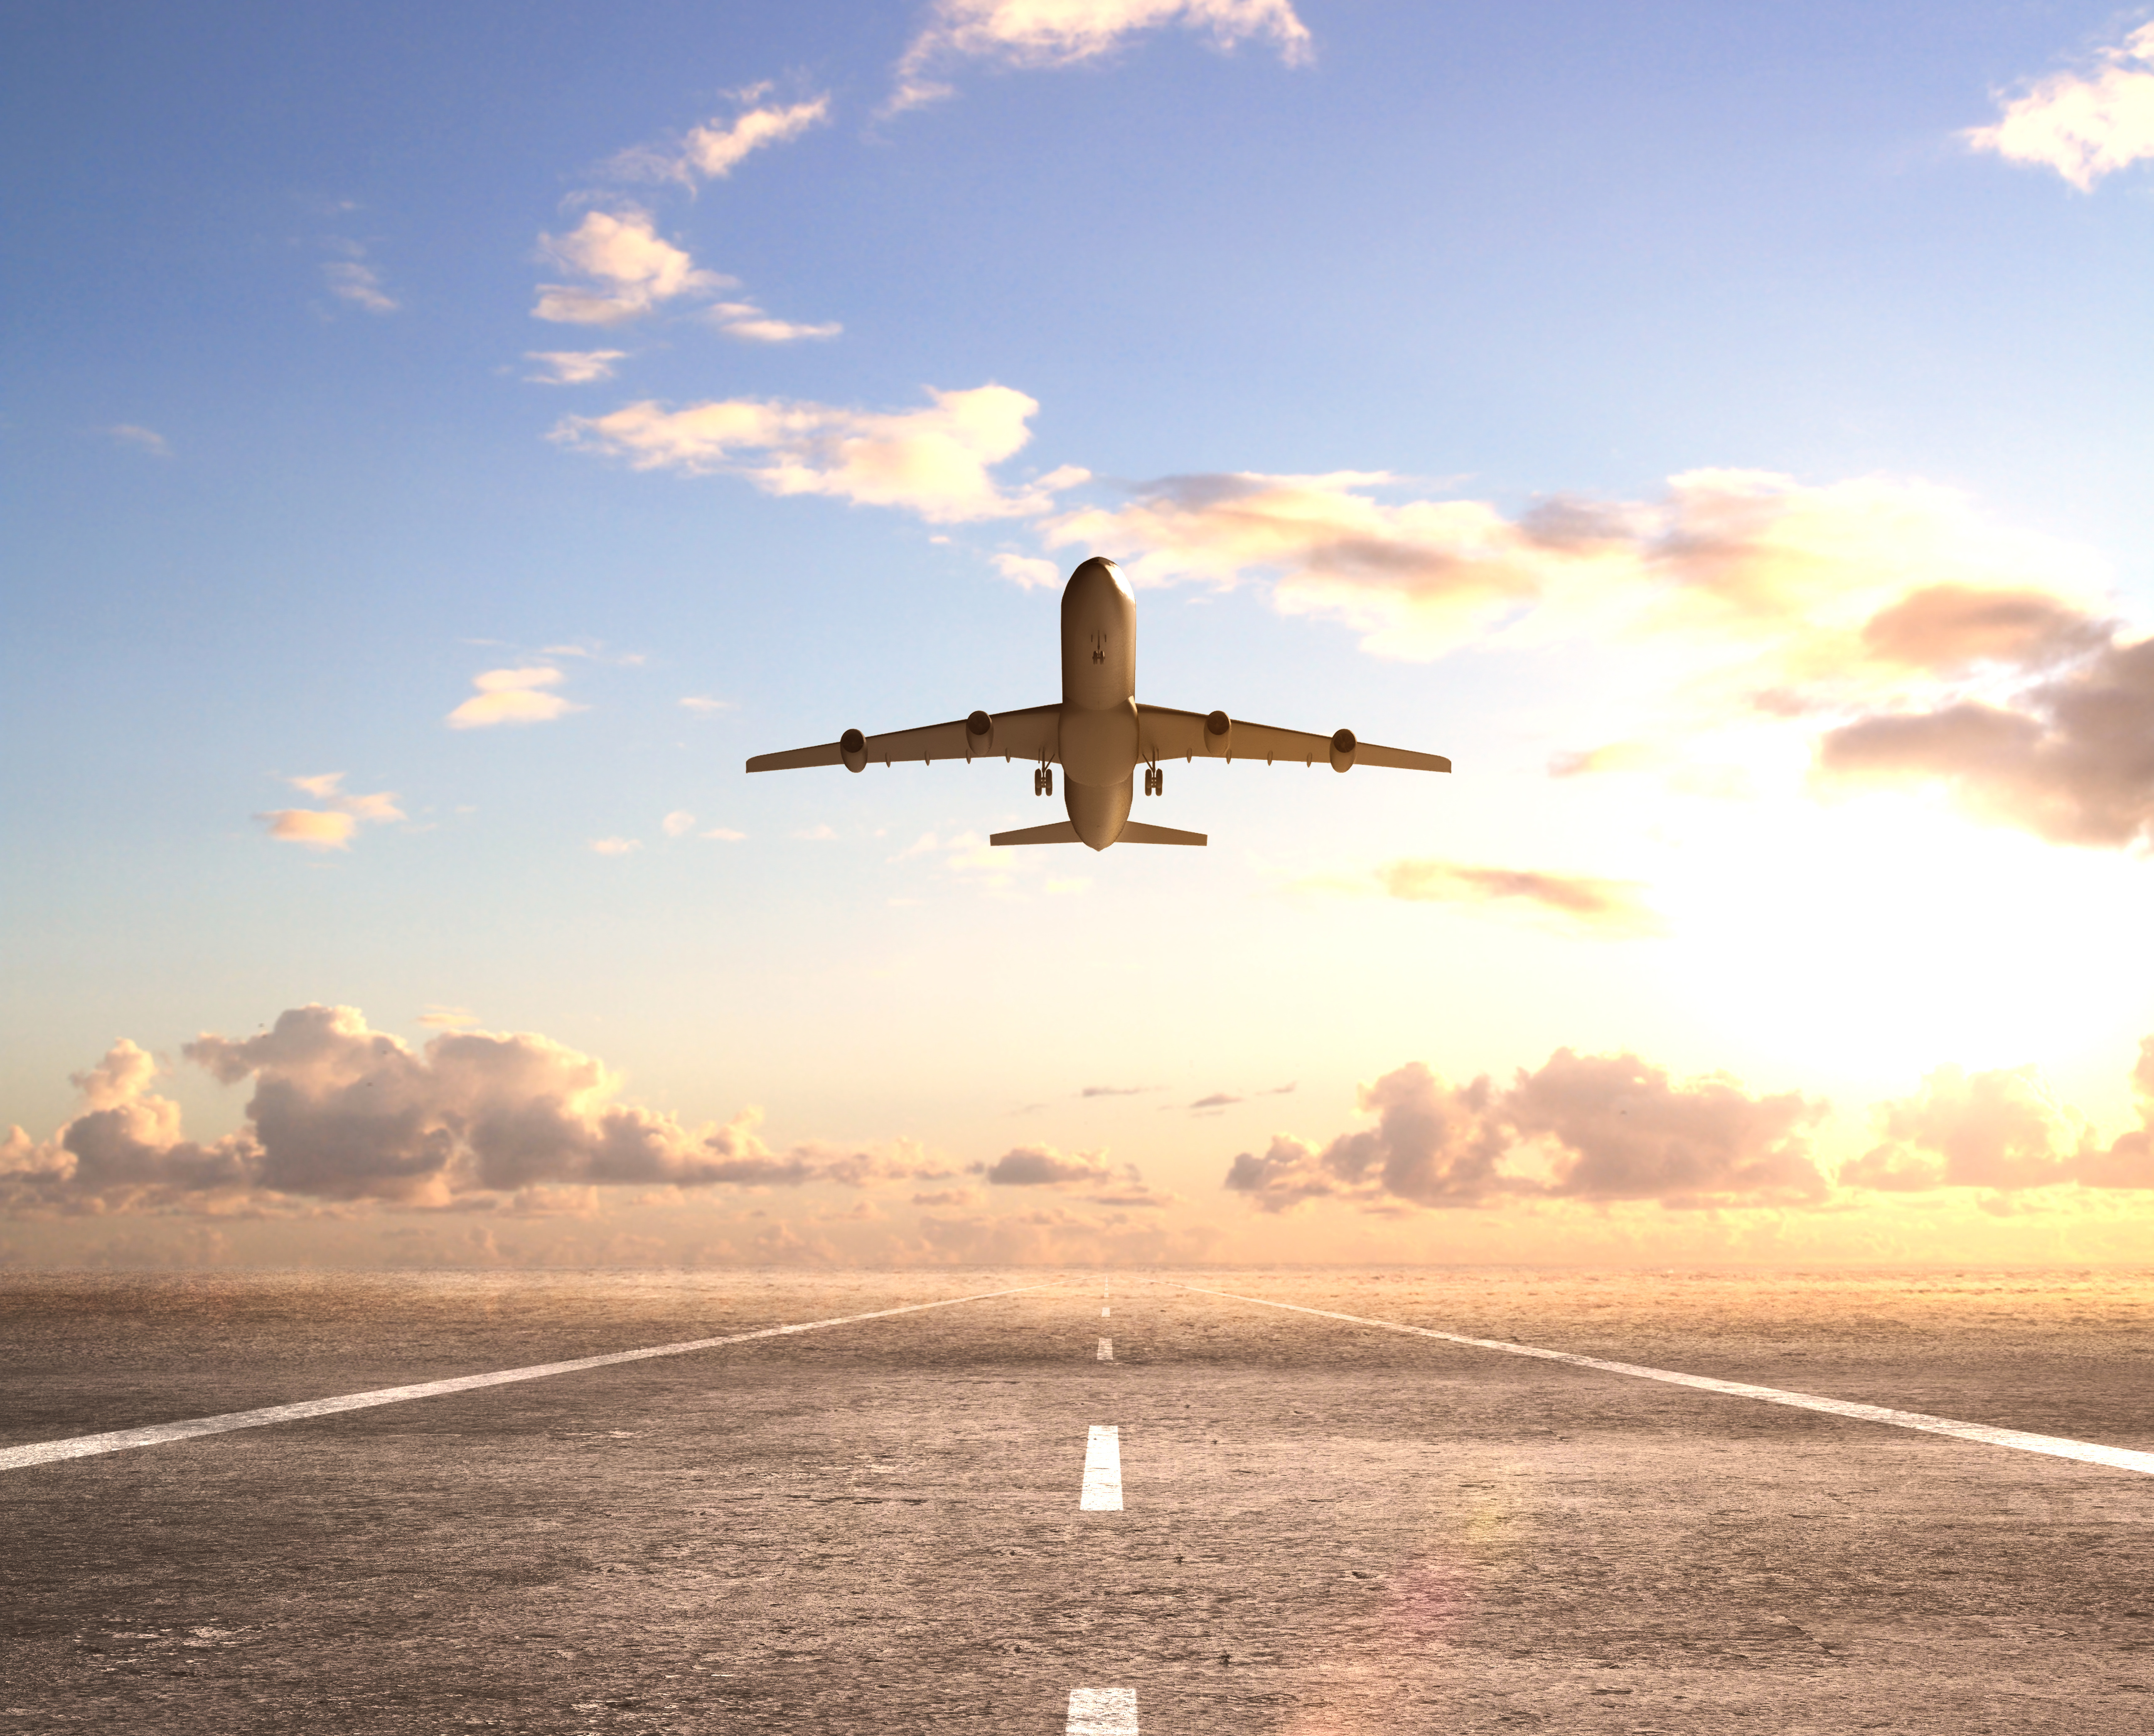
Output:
[{"xmin": 1058, "ymin": 557, "xmax": 1141, "ymax": 848}]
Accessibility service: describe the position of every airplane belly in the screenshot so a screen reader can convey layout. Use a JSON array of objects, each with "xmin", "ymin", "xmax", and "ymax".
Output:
[
  {"xmin": 1060, "ymin": 702, "xmax": 1138, "ymax": 787},
  {"xmin": 1066, "ymin": 776, "xmax": 1133, "ymax": 850}
]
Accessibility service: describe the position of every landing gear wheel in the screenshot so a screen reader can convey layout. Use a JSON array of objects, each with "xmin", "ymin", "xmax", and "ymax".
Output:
[
  {"xmin": 1034, "ymin": 766, "xmax": 1054, "ymax": 797},
  {"xmin": 1143, "ymin": 766, "xmax": 1163, "ymax": 797}
]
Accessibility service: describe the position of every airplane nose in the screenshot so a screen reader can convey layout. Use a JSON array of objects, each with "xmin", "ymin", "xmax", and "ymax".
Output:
[{"xmin": 1065, "ymin": 556, "xmax": 1129, "ymax": 599}]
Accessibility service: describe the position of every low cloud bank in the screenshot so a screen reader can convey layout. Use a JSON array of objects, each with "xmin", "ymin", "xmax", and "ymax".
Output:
[
  {"xmin": 1845, "ymin": 1041, "xmax": 2154, "ymax": 1193},
  {"xmin": 0, "ymin": 1006, "xmax": 952, "ymax": 1215},
  {"xmin": 1226, "ymin": 1053, "xmax": 1827, "ymax": 1214},
  {"xmin": 1227, "ymin": 1040, "xmax": 2154, "ymax": 1216}
]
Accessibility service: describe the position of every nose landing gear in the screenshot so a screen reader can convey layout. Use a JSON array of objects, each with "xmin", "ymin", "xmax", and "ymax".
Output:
[
  {"xmin": 1034, "ymin": 765, "xmax": 1054, "ymax": 797},
  {"xmin": 1143, "ymin": 765, "xmax": 1163, "ymax": 797}
]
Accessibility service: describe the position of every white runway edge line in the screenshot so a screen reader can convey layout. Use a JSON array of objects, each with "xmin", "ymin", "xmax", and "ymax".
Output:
[
  {"xmin": 1067, "ymin": 1686, "xmax": 1138, "ymax": 1734},
  {"xmin": 0, "ymin": 1284, "xmax": 1044, "ymax": 1474},
  {"xmin": 1080, "ymin": 1424, "xmax": 1124, "ymax": 1510},
  {"xmin": 1185, "ymin": 1286, "xmax": 2154, "ymax": 1478}
]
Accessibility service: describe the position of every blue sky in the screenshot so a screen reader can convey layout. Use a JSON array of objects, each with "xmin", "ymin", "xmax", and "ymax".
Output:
[{"xmin": 4, "ymin": 2, "xmax": 2152, "ymax": 1267}]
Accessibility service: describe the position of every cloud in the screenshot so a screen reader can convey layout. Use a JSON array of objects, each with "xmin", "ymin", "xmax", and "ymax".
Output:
[
  {"xmin": 1966, "ymin": 24, "xmax": 2154, "ymax": 191},
  {"xmin": 254, "ymin": 772, "xmax": 404, "ymax": 851},
  {"xmin": 661, "ymin": 810, "xmax": 696, "ymax": 837},
  {"xmin": 0, "ymin": 1042, "xmax": 254, "ymax": 1212},
  {"xmin": 1189, "ymin": 1092, "xmax": 1241, "ymax": 1110},
  {"xmin": 993, "ymin": 552, "xmax": 1062, "ymax": 588},
  {"xmin": 418, "ymin": 1006, "xmax": 480, "ymax": 1030},
  {"xmin": 680, "ymin": 695, "xmax": 735, "ymax": 713},
  {"xmin": 1226, "ymin": 1051, "xmax": 1828, "ymax": 1213},
  {"xmin": 1376, "ymin": 859, "xmax": 1662, "ymax": 936},
  {"xmin": 608, "ymin": 91, "xmax": 832, "ymax": 187},
  {"xmin": 969, "ymin": 1144, "xmax": 1175, "ymax": 1208},
  {"xmin": 707, "ymin": 300, "xmax": 842, "ymax": 344},
  {"xmin": 106, "ymin": 424, "xmax": 171, "ymax": 457},
  {"xmin": 532, "ymin": 209, "xmax": 731, "ymax": 325},
  {"xmin": 255, "ymin": 808, "xmax": 359, "ymax": 851},
  {"xmin": 701, "ymin": 827, "xmax": 746, "ymax": 842},
  {"xmin": 1, "ymin": 1007, "xmax": 964, "ymax": 1215},
  {"xmin": 1844, "ymin": 1043, "xmax": 2154, "ymax": 1193},
  {"xmin": 1081, "ymin": 1084, "xmax": 1154, "ymax": 1097},
  {"xmin": 553, "ymin": 383, "xmax": 1077, "ymax": 523},
  {"xmin": 977, "ymin": 1144, "xmax": 1116, "ymax": 1186},
  {"xmin": 1813, "ymin": 635, "xmax": 2154, "ymax": 849},
  {"xmin": 322, "ymin": 258, "xmax": 399, "ymax": 314},
  {"xmin": 889, "ymin": 0, "xmax": 1312, "ymax": 113},
  {"xmin": 524, "ymin": 350, "xmax": 628, "ymax": 385},
  {"xmin": 1046, "ymin": 467, "xmax": 2110, "ymax": 671},
  {"xmin": 445, "ymin": 667, "xmax": 585, "ymax": 729},
  {"xmin": 590, "ymin": 837, "xmax": 641, "ymax": 855},
  {"xmin": 1506, "ymin": 1050, "xmax": 1829, "ymax": 1206}
]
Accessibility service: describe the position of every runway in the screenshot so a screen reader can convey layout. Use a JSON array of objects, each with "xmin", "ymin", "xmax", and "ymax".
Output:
[{"xmin": 2, "ymin": 1268, "xmax": 2151, "ymax": 1732}]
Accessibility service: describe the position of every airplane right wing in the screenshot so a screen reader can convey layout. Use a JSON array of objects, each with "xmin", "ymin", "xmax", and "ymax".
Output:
[
  {"xmin": 748, "ymin": 703, "xmax": 1062, "ymax": 773},
  {"xmin": 1137, "ymin": 705, "xmax": 1450, "ymax": 773}
]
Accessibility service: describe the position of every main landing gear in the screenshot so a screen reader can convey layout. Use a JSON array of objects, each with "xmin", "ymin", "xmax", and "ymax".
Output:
[
  {"xmin": 1143, "ymin": 765, "xmax": 1163, "ymax": 797},
  {"xmin": 1034, "ymin": 766, "xmax": 1054, "ymax": 797}
]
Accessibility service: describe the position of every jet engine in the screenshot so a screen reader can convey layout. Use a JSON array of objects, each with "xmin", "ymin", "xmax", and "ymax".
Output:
[
  {"xmin": 1204, "ymin": 710, "xmax": 1232, "ymax": 757},
  {"xmin": 841, "ymin": 728, "xmax": 867, "ymax": 773},
  {"xmin": 965, "ymin": 710, "xmax": 994, "ymax": 759},
  {"xmin": 1329, "ymin": 728, "xmax": 1356, "ymax": 773}
]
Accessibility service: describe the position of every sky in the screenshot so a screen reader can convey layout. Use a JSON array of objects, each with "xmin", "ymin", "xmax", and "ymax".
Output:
[{"xmin": 3, "ymin": 0, "xmax": 2152, "ymax": 1271}]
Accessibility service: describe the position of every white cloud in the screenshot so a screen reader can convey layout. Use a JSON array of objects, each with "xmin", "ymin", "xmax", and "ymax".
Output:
[
  {"xmin": 255, "ymin": 772, "xmax": 404, "ymax": 851},
  {"xmin": 889, "ymin": 0, "xmax": 1312, "ymax": 113},
  {"xmin": 106, "ymin": 424, "xmax": 171, "ymax": 457},
  {"xmin": 418, "ymin": 1006, "xmax": 480, "ymax": 1030},
  {"xmin": 446, "ymin": 666, "xmax": 586, "ymax": 729},
  {"xmin": 553, "ymin": 383, "xmax": 1082, "ymax": 523},
  {"xmin": 679, "ymin": 695, "xmax": 735, "ymax": 713},
  {"xmin": 532, "ymin": 209, "xmax": 731, "ymax": 325},
  {"xmin": 701, "ymin": 827, "xmax": 746, "ymax": 841},
  {"xmin": 707, "ymin": 300, "xmax": 843, "ymax": 344},
  {"xmin": 609, "ymin": 92, "xmax": 833, "ymax": 187},
  {"xmin": 1967, "ymin": 23, "xmax": 2154, "ymax": 191},
  {"xmin": 524, "ymin": 350, "xmax": 628, "ymax": 384},
  {"xmin": 662, "ymin": 810, "xmax": 696, "ymax": 837},
  {"xmin": 590, "ymin": 837, "xmax": 642, "ymax": 855},
  {"xmin": 255, "ymin": 809, "xmax": 359, "ymax": 851},
  {"xmin": 993, "ymin": 552, "xmax": 1062, "ymax": 588},
  {"xmin": 321, "ymin": 241, "xmax": 400, "ymax": 314}
]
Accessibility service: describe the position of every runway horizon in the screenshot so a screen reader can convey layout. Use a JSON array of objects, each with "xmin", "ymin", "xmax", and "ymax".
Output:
[{"xmin": 3, "ymin": 1267, "xmax": 2150, "ymax": 1731}]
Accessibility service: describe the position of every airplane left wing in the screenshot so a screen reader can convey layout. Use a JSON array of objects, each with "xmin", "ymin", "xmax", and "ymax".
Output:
[
  {"xmin": 1138, "ymin": 705, "xmax": 1450, "ymax": 773},
  {"xmin": 747, "ymin": 703, "xmax": 1062, "ymax": 773}
]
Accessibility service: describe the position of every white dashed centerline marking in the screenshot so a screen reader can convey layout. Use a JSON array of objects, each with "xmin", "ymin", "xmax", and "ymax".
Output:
[
  {"xmin": 1098, "ymin": 1337, "xmax": 1114, "ymax": 1361},
  {"xmin": 1185, "ymin": 1285, "xmax": 2154, "ymax": 1478},
  {"xmin": 1080, "ymin": 1424, "xmax": 1124, "ymax": 1510},
  {"xmin": 0, "ymin": 1285, "xmax": 1044, "ymax": 1474},
  {"xmin": 1067, "ymin": 1686, "xmax": 1138, "ymax": 1733}
]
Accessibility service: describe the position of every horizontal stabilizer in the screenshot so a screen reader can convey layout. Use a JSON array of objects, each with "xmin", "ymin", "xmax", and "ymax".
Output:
[
  {"xmin": 990, "ymin": 822, "xmax": 1082, "ymax": 846},
  {"xmin": 1116, "ymin": 821, "xmax": 1207, "ymax": 846}
]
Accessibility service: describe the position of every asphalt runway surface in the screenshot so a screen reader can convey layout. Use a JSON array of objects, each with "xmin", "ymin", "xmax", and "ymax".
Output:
[{"xmin": 2, "ymin": 1268, "xmax": 2152, "ymax": 1733}]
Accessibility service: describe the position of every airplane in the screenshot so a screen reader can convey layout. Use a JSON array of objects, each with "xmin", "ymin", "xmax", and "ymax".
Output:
[{"xmin": 745, "ymin": 556, "xmax": 1451, "ymax": 850}]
